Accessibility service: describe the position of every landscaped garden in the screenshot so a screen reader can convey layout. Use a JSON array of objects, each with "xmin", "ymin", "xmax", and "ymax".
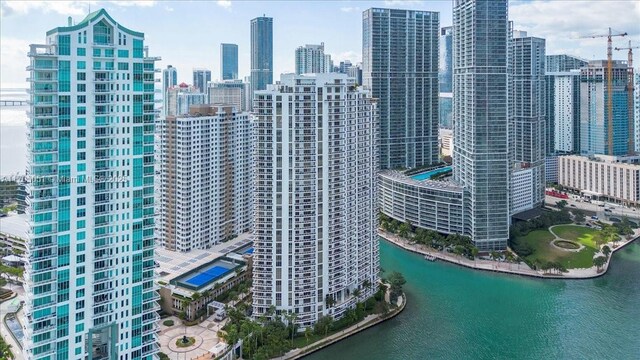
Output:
[
  {"xmin": 511, "ymin": 226, "xmax": 598, "ymax": 269},
  {"xmin": 510, "ymin": 208, "xmax": 631, "ymax": 272}
]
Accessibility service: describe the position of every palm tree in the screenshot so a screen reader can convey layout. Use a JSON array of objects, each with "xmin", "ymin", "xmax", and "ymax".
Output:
[
  {"xmin": 602, "ymin": 245, "xmax": 611, "ymax": 258},
  {"xmin": 593, "ymin": 256, "xmax": 607, "ymax": 272},
  {"xmin": 304, "ymin": 327, "xmax": 313, "ymax": 344},
  {"xmin": 325, "ymin": 294, "xmax": 336, "ymax": 309},
  {"xmin": 0, "ymin": 341, "xmax": 12, "ymax": 360},
  {"xmin": 352, "ymin": 288, "xmax": 361, "ymax": 301}
]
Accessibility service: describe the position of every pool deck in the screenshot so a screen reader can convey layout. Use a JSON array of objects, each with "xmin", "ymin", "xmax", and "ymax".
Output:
[{"xmin": 410, "ymin": 166, "xmax": 452, "ymax": 181}]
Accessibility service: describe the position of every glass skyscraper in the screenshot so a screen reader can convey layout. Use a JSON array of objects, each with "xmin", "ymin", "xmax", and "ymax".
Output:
[
  {"xmin": 544, "ymin": 55, "xmax": 587, "ymax": 154},
  {"xmin": 192, "ymin": 68, "xmax": 211, "ymax": 94},
  {"xmin": 220, "ymin": 43, "xmax": 238, "ymax": 80},
  {"xmin": 453, "ymin": 0, "xmax": 510, "ymax": 250},
  {"xmin": 439, "ymin": 26, "xmax": 453, "ymax": 93},
  {"xmin": 25, "ymin": 9, "xmax": 159, "ymax": 359},
  {"xmin": 511, "ymin": 33, "xmax": 546, "ymax": 209},
  {"xmin": 162, "ymin": 65, "xmax": 177, "ymax": 95},
  {"xmin": 580, "ymin": 60, "xmax": 633, "ymax": 156},
  {"xmin": 363, "ymin": 8, "xmax": 440, "ymax": 169},
  {"xmin": 250, "ymin": 16, "xmax": 273, "ymax": 109}
]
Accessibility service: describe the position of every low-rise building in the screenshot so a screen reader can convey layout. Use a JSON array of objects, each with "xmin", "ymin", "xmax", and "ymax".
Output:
[
  {"xmin": 0, "ymin": 213, "xmax": 28, "ymax": 255},
  {"xmin": 379, "ymin": 168, "xmax": 464, "ymax": 235},
  {"xmin": 558, "ymin": 154, "xmax": 640, "ymax": 206},
  {"xmin": 156, "ymin": 238, "xmax": 253, "ymax": 321},
  {"xmin": 511, "ymin": 168, "xmax": 534, "ymax": 215}
]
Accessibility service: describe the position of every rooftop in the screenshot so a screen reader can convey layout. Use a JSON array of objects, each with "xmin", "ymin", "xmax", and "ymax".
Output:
[
  {"xmin": 0, "ymin": 214, "xmax": 29, "ymax": 240},
  {"xmin": 155, "ymin": 233, "xmax": 252, "ymax": 286}
]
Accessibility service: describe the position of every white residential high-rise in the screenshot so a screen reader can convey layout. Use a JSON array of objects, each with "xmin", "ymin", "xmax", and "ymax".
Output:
[
  {"xmin": 295, "ymin": 43, "xmax": 333, "ymax": 74},
  {"xmin": 156, "ymin": 105, "xmax": 252, "ymax": 252},
  {"xmin": 453, "ymin": 0, "xmax": 510, "ymax": 250},
  {"xmin": 165, "ymin": 83, "xmax": 207, "ymax": 116},
  {"xmin": 252, "ymin": 73, "xmax": 379, "ymax": 328},
  {"xmin": 25, "ymin": 9, "xmax": 159, "ymax": 359},
  {"xmin": 550, "ymin": 70, "xmax": 581, "ymax": 153},
  {"xmin": 208, "ymin": 79, "xmax": 249, "ymax": 112}
]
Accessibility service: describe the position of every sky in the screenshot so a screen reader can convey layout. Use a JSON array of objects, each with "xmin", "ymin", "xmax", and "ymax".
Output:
[{"xmin": 1, "ymin": 0, "xmax": 640, "ymax": 89}]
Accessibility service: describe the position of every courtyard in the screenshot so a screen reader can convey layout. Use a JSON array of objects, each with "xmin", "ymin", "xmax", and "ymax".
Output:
[{"xmin": 158, "ymin": 315, "xmax": 227, "ymax": 360}]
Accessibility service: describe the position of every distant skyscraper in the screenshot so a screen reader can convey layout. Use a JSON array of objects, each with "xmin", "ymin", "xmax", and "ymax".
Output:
[
  {"xmin": 221, "ymin": 43, "xmax": 239, "ymax": 80},
  {"xmin": 252, "ymin": 73, "xmax": 379, "ymax": 327},
  {"xmin": 165, "ymin": 83, "xmax": 208, "ymax": 116},
  {"xmin": 453, "ymin": 0, "xmax": 510, "ymax": 250},
  {"xmin": 347, "ymin": 63, "xmax": 363, "ymax": 85},
  {"xmin": 580, "ymin": 60, "xmax": 633, "ymax": 156},
  {"xmin": 363, "ymin": 8, "xmax": 439, "ymax": 169},
  {"xmin": 250, "ymin": 16, "xmax": 273, "ymax": 109},
  {"xmin": 510, "ymin": 33, "xmax": 546, "ymax": 210},
  {"xmin": 208, "ymin": 79, "xmax": 249, "ymax": 112},
  {"xmin": 26, "ymin": 9, "xmax": 159, "ymax": 359},
  {"xmin": 295, "ymin": 43, "xmax": 332, "ymax": 74},
  {"xmin": 163, "ymin": 64, "xmax": 178, "ymax": 95},
  {"xmin": 338, "ymin": 60, "xmax": 352, "ymax": 74},
  {"xmin": 545, "ymin": 55, "xmax": 587, "ymax": 154},
  {"xmin": 156, "ymin": 105, "xmax": 252, "ymax": 251},
  {"xmin": 192, "ymin": 68, "xmax": 212, "ymax": 93},
  {"xmin": 546, "ymin": 54, "xmax": 588, "ymax": 73},
  {"xmin": 439, "ymin": 26, "xmax": 453, "ymax": 93}
]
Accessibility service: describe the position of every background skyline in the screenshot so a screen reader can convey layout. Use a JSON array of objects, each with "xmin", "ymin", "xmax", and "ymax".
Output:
[{"xmin": 1, "ymin": 0, "xmax": 639, "ymax": 90}]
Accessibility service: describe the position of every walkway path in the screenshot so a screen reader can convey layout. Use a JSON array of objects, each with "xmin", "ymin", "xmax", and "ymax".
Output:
[{"xmin": 379, "ymin": 228, "xmax": 639, "ymax": 279}]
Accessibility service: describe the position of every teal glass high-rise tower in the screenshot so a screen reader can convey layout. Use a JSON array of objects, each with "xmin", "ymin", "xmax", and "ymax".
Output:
[
  {"xmin": 453, "ymin": 0, "xmax": 510, "ymax": 250},
  {"xmin": 220, "ymin": 43, "xmax": 239, "ymax": 80},
  {"xmin": 25, "ymin": 9, "xmax": 159, "ymax": 360}
]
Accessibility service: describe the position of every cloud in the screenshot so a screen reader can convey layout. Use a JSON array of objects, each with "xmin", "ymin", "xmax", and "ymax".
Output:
[
  {"xmin": 164, "ymin": 5, "xmax": 174, "ymax": 12},
  {"xmin": 0, "ymin": 36, "xmax": 31, "ymax": 96},
  {"xmin": 340, "ymin": 6, "xmax": 360, "ymax": 13},
  {"xmin": 108, "ymin": 1, "xmax": 156, "ymax": 7},
  {"xmin": 510, "ymin": 1, "xmax": 640, "ymax": 60},
  {"xmin": 1, "ymin": 1, "xmax": 93, "ymax": 16},
  {"xmin": 216, "ymin": 0, "xmax": 232, "ymax": 10},
  {"xmin": 331, "ymin": 50, "xmax": 362, "ymax": 65},
  {"xmin": 383, "ymin": 0, "xmax": 424, "ymax": 6},
  {"xmin": 1, "ymin": 0, "xmax": 157, "ymax": 17}
]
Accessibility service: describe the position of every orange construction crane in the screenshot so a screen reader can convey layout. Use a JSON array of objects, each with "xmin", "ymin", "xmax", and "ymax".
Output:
[
  {"xmin": 614, "ymin": 41, "xmax": 638, "ymax": 154},
  {"xmin": 581, "ymin": 28, "xmax": 628, "ymax": 155}
]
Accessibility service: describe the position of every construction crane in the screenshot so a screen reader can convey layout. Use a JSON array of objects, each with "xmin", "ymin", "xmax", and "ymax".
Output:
[
  {"xmin": 580, "ymin": 28, "xmax": 628, "ymax": 155},
  {"xmin": 615, "ymin": 41, "xmax": 639, "ymax": 154}
]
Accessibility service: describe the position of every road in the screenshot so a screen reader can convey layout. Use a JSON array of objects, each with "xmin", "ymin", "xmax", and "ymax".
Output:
[{"xmin": 545, "ymin": 192, "xmax": 640, "ymax": 222}]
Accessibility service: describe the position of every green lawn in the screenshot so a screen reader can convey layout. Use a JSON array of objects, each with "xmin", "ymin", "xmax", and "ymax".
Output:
[
  {"xmin": 512, "ymin": 228, "xmax": 597, "ymax": 269},
  {"xmin": 551, "ymin": 225, "xmax": 602, "ymax": 249}
]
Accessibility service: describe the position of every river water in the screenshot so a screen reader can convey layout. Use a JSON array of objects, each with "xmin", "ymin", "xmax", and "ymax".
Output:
[{"xmin": 306, "ymin": 239, "xmax": 640, "ymax": 360}]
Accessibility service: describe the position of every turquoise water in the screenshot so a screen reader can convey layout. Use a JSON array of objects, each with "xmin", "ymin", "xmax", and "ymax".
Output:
[
  {"xmin": 305, "ymin": 239, "xmax": 640, "ymax": 360},
  {"xmin": 410, "ymin": 166, "xmax": 452, "ymax": 181}
]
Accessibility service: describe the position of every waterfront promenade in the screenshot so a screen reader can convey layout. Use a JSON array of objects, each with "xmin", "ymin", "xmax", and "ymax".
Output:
[
  {"xmin": 379, "ymin": 228, "xmax": 638, "ymax": 279},
  {"xmin": 274, "ymin": 294, "xmax": 406, "ymax": 360}
]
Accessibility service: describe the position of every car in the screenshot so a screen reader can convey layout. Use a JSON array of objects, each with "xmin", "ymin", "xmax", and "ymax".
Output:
[
  {"xmin": 591, "ymin": 216, "xmax": 599, "ymax": 220},
  {"xmin": 571, "ymin": 204, "xmax": 576, "ymax": 207}
]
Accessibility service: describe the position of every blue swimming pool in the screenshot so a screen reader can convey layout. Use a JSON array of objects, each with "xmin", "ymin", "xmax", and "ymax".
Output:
[
  {"xmin": 410, "ymin": 166, "xmax": 453, "ymax": 181},
  {"xmin": 243, "ymin": 247, "xmax": 254, "ymax": 255},
  {"xmin": 184, "ymin": 265, "xmax": 232, "ymax": 287}
]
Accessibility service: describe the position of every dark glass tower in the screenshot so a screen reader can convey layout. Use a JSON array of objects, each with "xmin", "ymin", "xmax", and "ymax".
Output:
[
  {"xmin": 221, "ymin": 43, "xmax": 238, "ymax": 80},
  {"xmin": 250, "ymin": 16, "xmax": 273, "ymax": 109}
]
